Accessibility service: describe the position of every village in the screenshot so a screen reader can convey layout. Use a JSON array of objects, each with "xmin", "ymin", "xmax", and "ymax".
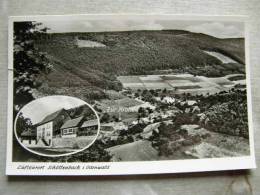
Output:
[
  {"xmin": 92, "ymin": 73, "xmax": 249, "ymax": 161},
  {"xmin": 17, "ymin": 71, "xmax": 249, "ymax": 159}
]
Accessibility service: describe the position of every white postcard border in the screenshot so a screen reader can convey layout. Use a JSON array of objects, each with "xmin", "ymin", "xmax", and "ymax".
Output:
[{"xmin": 6, "ymin": 14, "xmax": 256, "ymax": 176}]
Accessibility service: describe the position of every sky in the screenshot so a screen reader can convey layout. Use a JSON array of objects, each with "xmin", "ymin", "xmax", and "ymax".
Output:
[
  {"xmin": 38, "ymin": 17, "xmax": 245, "ymax": 38},
  {"xmin": 19, "ymin": 96, "xmax": 86, "ymax": 125}
]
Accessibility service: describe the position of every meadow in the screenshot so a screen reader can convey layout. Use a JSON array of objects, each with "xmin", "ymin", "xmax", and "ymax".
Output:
[{"xmin": 117, "ymin": 73, "xmax": 246, "ymax": 95}]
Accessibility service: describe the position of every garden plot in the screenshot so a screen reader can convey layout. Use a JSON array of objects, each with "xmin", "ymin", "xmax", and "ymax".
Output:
[
  {"xmin": 161, "ymin": 74, "xmax": 201, "ymax": 82},
  {"xmin": 100, "ymin": 97, "xmax": 142, "ymax": 109},
  {"xmin": 160, "ymin": 75, "xmax": 188, "ymax": 80},
  {"xmin": 175, "ymin": 85, "xmax": 202, "ymax": 90},
  {"xmin": 122, "ymin": 82, "xmax": 145, "ymax": 89},
  {"xmin": 117, "ymin": 76, "xmax": 145, "ymax": 89},
  {"xmin": 207, "ymin": 77, "xmax": 233, "ymax": 86},
  {"xmin": 117, "ymin": 76, "xmax": 141, "ymax": 83},
  {"xmin": 165, "ymin": 80, "xmax": 194, "ymax": 87},
  {"xmin": 140, "ymin": 75, "xmax": 163, "ymax": 81},
  {"xmin": 143, "ymin": 82, "xmax": 172, "ymax": 90},
  {"xmin": 117, "ymin": 73, "xmax": 246, "ymax": 94},
  {"xmin": 175, "ymin": 87, "xmax": 221, "ymax": 96}
]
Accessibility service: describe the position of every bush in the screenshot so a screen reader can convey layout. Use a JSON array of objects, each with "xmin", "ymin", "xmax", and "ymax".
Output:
[{"xmin": 72, "ymin": 143, "xmax": 80, "ymax": 149}]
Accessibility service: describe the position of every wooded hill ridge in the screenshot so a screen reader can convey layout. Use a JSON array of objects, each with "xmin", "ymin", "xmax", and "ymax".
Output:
[{"xmin": 34, "ymin": 30, "xmax": 245, "ymax": 99}]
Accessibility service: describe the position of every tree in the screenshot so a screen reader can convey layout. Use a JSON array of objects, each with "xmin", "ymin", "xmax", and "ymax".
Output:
[
  {"xmin": 143, "ymin": 92, "xmax": 153, "ymax": 102},
  {"xmin": 66, "ymin": 140, "xmax": 112, "ymax": 162},
  {"xmin": 112, "ymin": 115, "xmax": 119, "ymax": 122},
  {"xmin": 13, "ymin": 22, "xmax": 52, "ymax": 111},
  {"xmin": 138, "ymin": 107, "xmax": 146, "ymax": 117},
  {"xmin": 101, "ymin": 113, "xmax": 110, "ymax": 123},
  {"xmin": 162, "ymin": 88, "xmax": 167, "ymax": 93},
  {"xmin": 13, "ymin": 22, "xmax": 52, "ymax": 162},
  {"xmin": 16, "ymin": 112, "xmax": 33, "ymax": 136}
]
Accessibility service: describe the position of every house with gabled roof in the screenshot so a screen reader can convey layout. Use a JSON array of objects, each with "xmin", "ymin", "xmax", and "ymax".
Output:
[
  {"xmin": 61, "ymin": 118, "xmax": 98, "ymax": 137},
  {"xmin": 20, "ymin": 129, "xmax": 37, "ymax": 145},
  {"xmin": 21, "ymin": 107, "xmax": 98, "ymax": 148},
  {"xmin": 60, "ymin": 116, "xmax": 84, "ymax": 138},
  {"xmin": 36, "ymin": 108, "xmax": 71, "ymax": 147}
]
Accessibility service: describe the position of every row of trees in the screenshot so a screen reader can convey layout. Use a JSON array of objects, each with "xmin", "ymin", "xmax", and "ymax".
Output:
[
  {"xmin": 13, "ymin": 22, "xmax": 52, "ymax": 111},
  {"xmin": 148, "ymin": 89, "xmax": 248, "ymax": 157}
]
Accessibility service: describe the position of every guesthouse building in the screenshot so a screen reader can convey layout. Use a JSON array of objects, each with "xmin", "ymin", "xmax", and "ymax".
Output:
[
  {"xmin": 36, "ymin": 109, "xmax": 71, "ymax": 146},
  {"xmin": 21, "ymin": 108, "xmax": 98, "ymax": 148}
]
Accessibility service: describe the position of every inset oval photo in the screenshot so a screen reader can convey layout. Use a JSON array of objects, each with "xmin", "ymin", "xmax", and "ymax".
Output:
[{"xmin": 15, "ymin": 96, "xmax": 100, "ymax": 157}]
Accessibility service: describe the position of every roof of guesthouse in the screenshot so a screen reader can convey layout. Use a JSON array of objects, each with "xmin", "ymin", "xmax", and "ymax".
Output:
[
  {"xmin": 60, "ymin": 116, "xmax": 84, "ymax": 129},
  {"xmin": 37, "ymin": 108, "xmax": 67, "ymax": 126}
]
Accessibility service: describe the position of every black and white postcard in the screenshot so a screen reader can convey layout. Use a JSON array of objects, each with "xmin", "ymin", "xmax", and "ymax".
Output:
[{"xmin": 6, "ymin": 14, "xmax": 256, "ymax": 175}]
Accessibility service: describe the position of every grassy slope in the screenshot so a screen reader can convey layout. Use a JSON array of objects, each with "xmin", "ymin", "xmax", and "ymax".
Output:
[
  {"xmin": 107, "ymin": 140, "xmax": 159, "ymax": 161},
  {"xmin": 35, "ymin": 30, "xmax": 245, "ymax": 96}
]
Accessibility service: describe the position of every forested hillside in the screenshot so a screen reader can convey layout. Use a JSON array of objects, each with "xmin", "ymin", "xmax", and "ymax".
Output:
[{"xmin": 34, "ymin": 30, "xmax": 245, "ymax": 100}]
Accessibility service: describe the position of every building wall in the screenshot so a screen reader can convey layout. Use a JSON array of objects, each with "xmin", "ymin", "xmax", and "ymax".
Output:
[
  {"xmin": 36, "ymin": 121, "xmax": 53, "ymax": 145},
  {"xmin": 20, "ymin": 139, "xmax": 37, "ymax": 147},
  {"xmin": 53, "ymin": 110, "xmax": 71, "ymax": 136},
  {"xmin": 78, "ymin": 126, "xmax": 97, "ymax": 136},
  {"xmin": 61, "ymin": 127, "xmax": 78, "ymax": 138}
]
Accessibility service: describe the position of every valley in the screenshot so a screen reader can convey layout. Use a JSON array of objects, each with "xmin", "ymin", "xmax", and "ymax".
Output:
[{"xmin": 28, "ymin": 29, "xmax": 250, "ymax": 162}]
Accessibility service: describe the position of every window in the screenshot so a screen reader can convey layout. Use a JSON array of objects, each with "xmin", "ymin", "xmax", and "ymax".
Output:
[{"xmin": 63, "ymin": 128, "xmax": 75, "ymax": 135}]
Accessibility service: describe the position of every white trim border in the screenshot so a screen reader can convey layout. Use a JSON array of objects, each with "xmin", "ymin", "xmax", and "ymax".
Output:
[{"xmin": 6, "ymin": 14, "xmax": 256, "ymax": 176}]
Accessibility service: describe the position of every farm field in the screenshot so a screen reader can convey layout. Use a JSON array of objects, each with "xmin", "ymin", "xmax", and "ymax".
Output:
[
  {"xmin": 183, "ymin": 125, "xmax": 250, "ymax": 158},
  {"xmin": 203, "ymin": 50, "xmax": 238, "ymax": 63},
  {"xmin": 97, "ymin": 97, "xmax": 143, "ymax": 111},
  {"xmin": 107, "ymin": 140, "xmax": 159, "ymax": 161},
  {"xmin": 117, "ymin": 73, "xmax": 246, "ymax": 95},
  {"xmin": 106, "ymin": 125, "xmax": 250, "ymax": 161}
]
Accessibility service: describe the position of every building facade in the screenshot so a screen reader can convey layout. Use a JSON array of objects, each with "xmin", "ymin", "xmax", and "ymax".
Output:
[
  {"xmin": 36, "ymin": 121, "xmax": 53, "ymax": 146},
  {"xmin": 21, "ymin": 108, "xmax": 98, "ymax": 148},
  {"xmin": 35, "ymin": 109, "xmax": 70, "ymax": 147},
  {"xmin": 61, "ymin": 117, "xmax": 98, "ymax": 137}
]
